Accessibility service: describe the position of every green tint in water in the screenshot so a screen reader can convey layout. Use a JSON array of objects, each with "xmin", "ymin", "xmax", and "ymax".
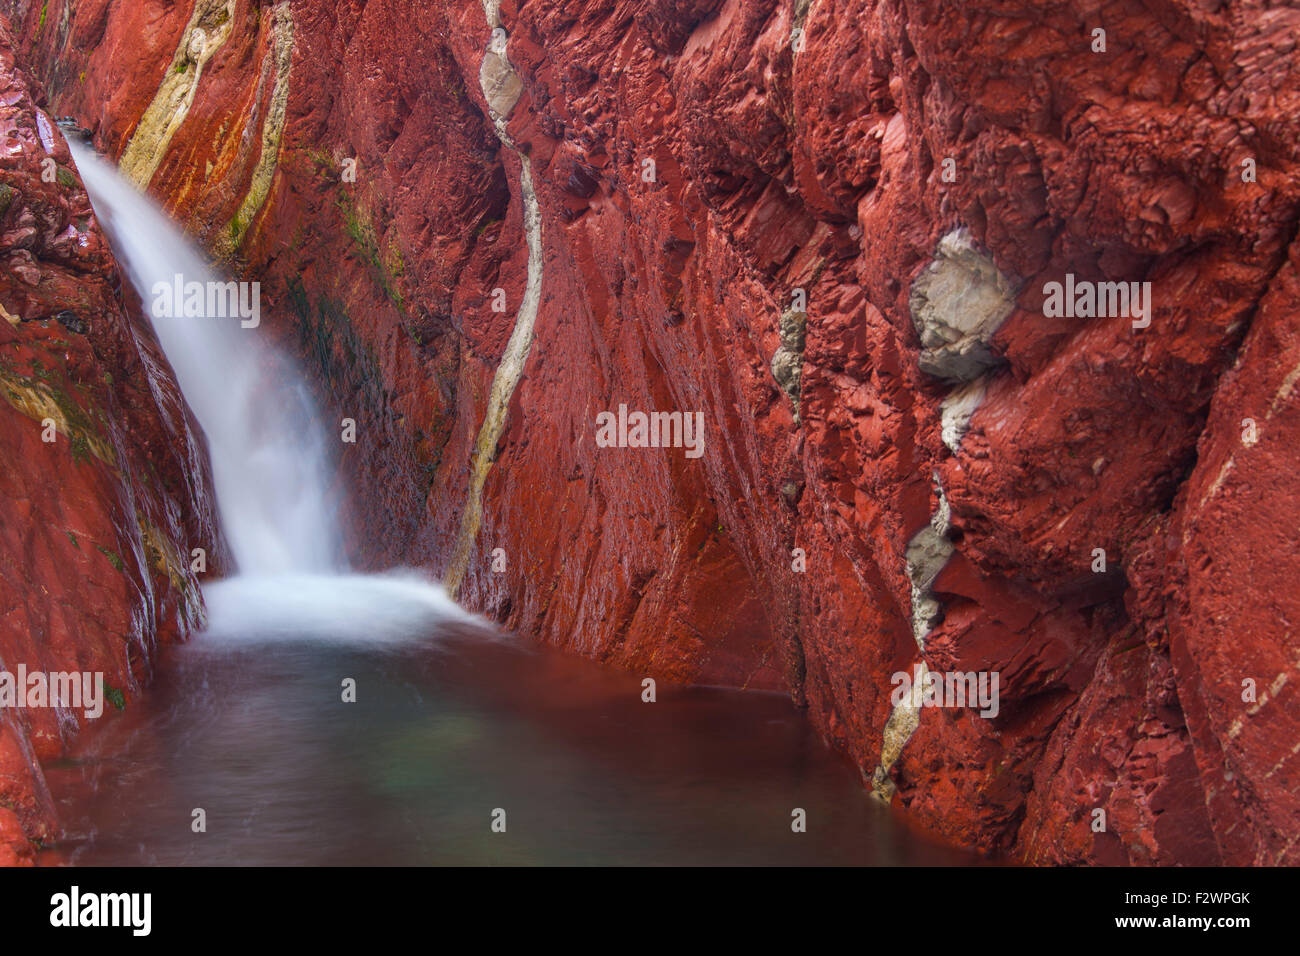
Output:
[{"xmin": 47, "ymin": 627, "xmax": 977, "ymax": 866}]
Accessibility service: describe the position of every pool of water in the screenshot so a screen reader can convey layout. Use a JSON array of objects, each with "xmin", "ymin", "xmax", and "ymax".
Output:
[{"xmin": 42, "ymin": 623, "xmax": 976, "ymax": 866}]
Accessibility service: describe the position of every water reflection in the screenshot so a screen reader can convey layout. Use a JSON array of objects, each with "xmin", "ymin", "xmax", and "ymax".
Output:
[{"xmin": 45, "ymin": 626, "xmax": 977, "ymax": 866}]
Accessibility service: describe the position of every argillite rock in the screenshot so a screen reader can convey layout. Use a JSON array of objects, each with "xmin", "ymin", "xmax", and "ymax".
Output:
[
  {"xmin": 0, "ymin": 17, "xmax": 220, "ymax": 864},
  {"xmin": 6, "ymin": 0, "xmax": 1299, "ymax": 863}
]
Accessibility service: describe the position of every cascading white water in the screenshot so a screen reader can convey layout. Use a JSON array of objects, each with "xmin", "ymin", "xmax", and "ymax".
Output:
[
  {"xmin": 70, "ymin": 141, "xmax": 471, "ymax": 643},
  {"xmin": 71, "ymin": 141, "xmax": 337, "ymax": 576}
]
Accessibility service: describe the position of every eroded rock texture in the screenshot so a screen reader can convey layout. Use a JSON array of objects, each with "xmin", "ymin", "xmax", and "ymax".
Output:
[
  {"xmin": 0, "ymin": 16, "xmax": 221, "ymax": 864},
  {"xmin": 9, "ymin": 0, "xmax": 1298, "ymax": 863}
]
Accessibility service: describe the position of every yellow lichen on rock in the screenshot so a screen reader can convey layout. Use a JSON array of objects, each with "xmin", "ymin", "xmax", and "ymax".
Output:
[
  {"xmin": 118, "ymin": 0, "xmax": 237, "ymax": 190},
  {"xmin": 218, "ymin": 1, "xmax": 294, "ymax": 257},
  {"xmin": 0, "ymin": 369, "xmax": 116, "ymax": 464}
]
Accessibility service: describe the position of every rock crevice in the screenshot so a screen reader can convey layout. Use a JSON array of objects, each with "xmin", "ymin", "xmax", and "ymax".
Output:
[{"xmin": 9, "ymin": 0, "xmax": 1299, "ymax": 865}]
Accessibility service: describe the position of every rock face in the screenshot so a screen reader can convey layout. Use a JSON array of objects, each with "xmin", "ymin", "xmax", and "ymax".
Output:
[
  {"xmin": 0, "ymin": 16, "xmax": 220, "ymax": 865},
  {"xmin": 8, "ymin": 0, "xmax": 1299, "ymax": 864}
]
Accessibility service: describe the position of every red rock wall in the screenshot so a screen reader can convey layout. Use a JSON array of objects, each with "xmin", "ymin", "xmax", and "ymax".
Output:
[
  {"xmin": 0, "ymin": 15, "xmax": 222, "ymax": 864},
  {"xmin": 9, "ymin": 0, "xmax": 1298, "ymax": 864}
]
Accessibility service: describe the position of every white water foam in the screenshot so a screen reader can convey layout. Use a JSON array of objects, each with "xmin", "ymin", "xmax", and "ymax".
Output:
[{"xmin": 70, "ymin": 141, "xmax": 473, "ymax": 644}]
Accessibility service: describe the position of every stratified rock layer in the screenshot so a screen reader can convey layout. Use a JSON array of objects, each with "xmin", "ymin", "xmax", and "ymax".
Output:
[
  {"xmin": 10, "ymin": 0, "xmax": 1298, "ymax": 863},
  {"xmin": 0, "ymin": 16, "xmax": 220, "ymax": 864}
]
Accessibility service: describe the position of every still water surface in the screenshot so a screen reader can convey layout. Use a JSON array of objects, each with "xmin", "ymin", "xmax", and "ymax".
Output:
[{"xmin": 46, "ymin": 624, "xmax": 975, "ymax": 866}]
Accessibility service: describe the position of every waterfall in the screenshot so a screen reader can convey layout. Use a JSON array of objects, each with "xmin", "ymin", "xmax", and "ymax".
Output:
[
  {"xmin": 70, "ymin": 141, "xmax": 338, "ymax": 576},
  {"xmin": 69, "ymin": 141, "xmax": 470, "ymax": 643}
]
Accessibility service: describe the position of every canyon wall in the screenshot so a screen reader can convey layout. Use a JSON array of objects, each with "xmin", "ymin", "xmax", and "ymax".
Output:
[
  {"xmin": 0, "ymin": 16, "xmax": 221, "ymax": 864},
  {"xmin": 8, "ymin": 0, "xmax": 1298, "ymax": 863}
]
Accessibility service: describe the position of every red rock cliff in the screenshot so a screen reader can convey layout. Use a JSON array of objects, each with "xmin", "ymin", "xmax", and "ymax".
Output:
[
  {"xmin": 9, "ymin": 0, "xmax": 1298, "ymax": 864},
  {"xmin": 0, "ymin": 16, "xmax": 221, "ymax": 864}
]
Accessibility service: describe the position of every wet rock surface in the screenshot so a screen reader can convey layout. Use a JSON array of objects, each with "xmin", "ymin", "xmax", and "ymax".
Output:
[
  {"xmin": 6, "ymin": 0, "xmax": 1300, "ymax": 863},
  {"xmin": 0, "ymin": 17, "xmax": 220, "ymax": 863}
]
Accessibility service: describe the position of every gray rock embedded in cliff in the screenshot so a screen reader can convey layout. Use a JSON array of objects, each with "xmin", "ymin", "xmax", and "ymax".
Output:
[
  {"xmin": 770, "ymin": 306, "xmax": 807, "ymax": 420},
  {"xmin": 873, "ymin": 474, "xmax": 955, "ymax": 796},
  {"xmin": 909, "ymin": 228, "xmax": 1017, "ymax": 382},
  {"xmin": 906, "ymin": 526, "xmax": 952, "ymax": 649},
  {"xmin": 940, "ymin": 378, "xmax": 987, "ymax": 453},
  {"xmin": 479, "ymin": 47, "xmax": 523, "ymax": 120},
  {"xmin": 904, "ymin": 475, "xmax": 955, "ymax": 650}
]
